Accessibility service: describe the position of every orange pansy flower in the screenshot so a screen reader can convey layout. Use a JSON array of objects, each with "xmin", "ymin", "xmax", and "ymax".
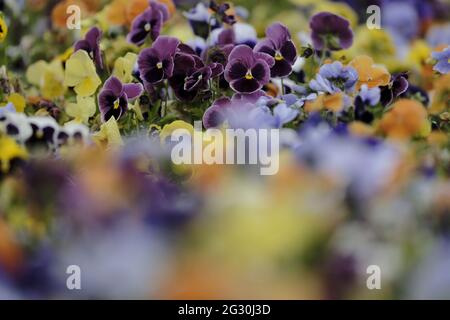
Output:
[
  {"xmin": 349, "ymin": 55, "xmax": 390, "ymax": 89},
  {"xmin": 107, "ymin": 0, "xmax": 175, "ymax": 27},
  {"xmin": 378, "ymin": 99, "xmax": 428, "ymax": 140},
  {"xmin": 304, "ymin": 93, "xmax": 344, "ymax": 113}
]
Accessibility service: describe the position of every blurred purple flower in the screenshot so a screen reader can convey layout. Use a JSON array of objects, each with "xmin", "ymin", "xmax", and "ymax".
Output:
[
  {"xmin": 137, "ymin": 36, "xmax": 180, "ymax": 85},
  {"xmin": 254, "ymin": 22, "xmax": 297, "ymax": 78},
  {"xmin": 224, "ymin": 45, "xmax": 274, "ymax": 94},
  {"xmin": 127, "ymin": 1, "xmax": 169, "ymax": 46},
  {"xmin": 432, "ymin": 46, "xmax": 450, "ymax": 74},
  {"xmin": 74, "ymin": 26, "xmax": 103, "ymax": 69},
  {"xmin": 98, "ymin": 76, "xmax": 143, "ymax": 122},
  {"xmin": 309, "ymin": 12, "xmax": 353, "ymax": 51}
]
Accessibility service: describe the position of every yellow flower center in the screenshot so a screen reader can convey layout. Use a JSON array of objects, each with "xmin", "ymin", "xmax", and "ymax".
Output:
[
  {"xmin": 144, "ymin": 23, "xmax": 151, "ymax": 32},
  {"xmin": 156, "ymin": 62, "xmax": 163, "ymax": 69},
  {"xmin": 245, "ymin": 71, "xmax": 253, "ymax": 80},
  {"xmin": 275, "ymin": 52, "xmax": 283, "ymax": 61},
  {"xmin": 113, "ymin": 99, "xmax": 120, "ymax": 110}
]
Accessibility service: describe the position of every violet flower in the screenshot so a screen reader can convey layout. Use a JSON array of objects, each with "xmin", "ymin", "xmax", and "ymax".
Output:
[
  {"xmin": 309, "ymin": 61, "xmax": 358, "ymax": 94},
  {"xmin": 127, "ymin": 1, "xmax": 169, "ymax": 46},
  {"xmin": 137, "ymin": 36, "xmax": 180, "ymax": 85},
  {"xmin": 380, "ymin": 73, "xmax": 409, "ymax": 106},
  {"xmin": 309, "ymin": 12, "xmax": 353, "ymax": 51},
  {"xmin": 224, "ymin": 45, "xmax": 274, "ymax": 94},
  {"xmin": 169, "ymin": 52, "xmax": 223, "ymax": 102},
  {"xmin": 254, "ymin": 22, "xmax": 297, "ymax": 78},
  {"xmin": 432, "ymin": 46, "xmax": 450, "ymax": 74},
  {"xmin": 74, "ymin": 26, "xmax": 103, "ymax": 69},
  {"xmin": 98, "ymin": 76, "xmax": 143, "ymax": 122}
]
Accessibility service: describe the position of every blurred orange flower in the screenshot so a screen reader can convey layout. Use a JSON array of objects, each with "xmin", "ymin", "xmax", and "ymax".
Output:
[
  {"xmin": 51, "ymin": 0, "xmax": 101, "ymax": 29},
  {"xmin": 107, "ymin": 0, "xmax": 175, "ymax": 27},
  {"xmin": 349, "ymin": 55, "xmax": 390, "ymax": 89},
  {"xmin": 379, "ymin": 99, "xmax": 428, "ymax": 140}
]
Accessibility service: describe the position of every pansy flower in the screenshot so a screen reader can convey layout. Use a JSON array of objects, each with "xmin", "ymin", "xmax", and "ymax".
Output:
[
  {"xmin": 98, "ymin": 76, "xmax": 144, "ymax": 122},
  {"xmin": 379, "ymin": 99, "xmax": 428, "ymax": 140},
  {"xmin": 203, "ymin": 91, "xmax": 268, "ymax": 128},
  {"xmin": 184, "ymin": 2, "xmax": 220, "ymax": 39},
  {"xmin": 254, "ymin": 23, "xmax": 297, "ymax": 78},
  {"xmin": 64, "ymin": 50, "xmax": 102, "ymax": 97},
  {"xmin": 309, "ymin": 61, "xmax": 358, "ymax": 94},
  {"xmin": 137, "ymin": 36, "xmax": 180, "ymax": 85},
  {"xmin": 26, "ymin": 60, "xmax": 66, "ymax": 99},
  {"xmin": 0, "ymin": 13, "xmax": 8, "ymax": 43},
  {"xmin": 56, "ymin": 123, "xmax": 90, "ymax": 147},
  {"xmin": 26, "ymin": 116, "xmax": 60, "ymax": 149},
  {"xmin": 169, "ymin": 52, "xmax": 223, "ymax": 102},
  {"xmin": 0, "ymin": 112, "xmax": 33, "ymax": 143},
  {"xmin": 209, "ymin": 1, "xmax": 236, "ymax": 26},
  {"xmin": 349, "ymin": 55, "xmax": 390, "ymax": 90},
  {"xmin": 431, "ymin": 46, "xmax": 450, "ymax": 74},
  {"xmin": 309, "ymin": 12, "xmax": 353, "ymax": 51},
  {"xmin": 66, "ymin": 95, "xmax": 97, "ymax": 124},
  {"xmin": 74, "ymin": 26, "xmax": 103, "ymax": 69},
  {"xmin": 224, "ymin": 45, "xmax": 274, "ymax": 94},
  {"xmin": 127, "ymin": 1, "xmax": 169, "ymax": 46},
  {"xmin": 113, "ymin": 53, "xmax": 138, "ymax": 83},
  {"xmin": 354, "ymin": 84, "xmax": 381, "ymax": 124},
  {"xmin": 380, "ymin": 73, "xmax": 409, "ymax": 106}
]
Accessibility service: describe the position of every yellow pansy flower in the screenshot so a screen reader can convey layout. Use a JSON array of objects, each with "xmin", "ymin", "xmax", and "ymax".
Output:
[
  {"xmin": 66, "ymin": 95, "xmax": 97, "ymax": 124},
  {"xmin": 26, "ymin": 60, "xmax": 66, "ymax": 99},
  {"xmin": 407, "ymin": 40, "xmax": 431, "ymax": 69},
  {"xmin": 112, "ymin": 53, "xmax": 137, "ymax": 83},
  {"xmin": 92, "ymin": 116, "xmax": 123, "ymax": 147},
  {"xmin": 64, "ymin": 50, "xmax": 102, "ymax": 97},
  {"xmin": 0, "ymin": 14, "xmax": 7, "ymax": 43},
  {"xmin": 160, "ymin": 120, "xmax": 194, "ymax": 143},
  {"xmin": 57, "ymin": 47, "xmax": 75, "ymax": 63},
  {"xmin": 7, "ymin": 93, "xmax": 26, "ymax": 113},
  {"xmin": 0, "ymin": 136, "xmax": 28, "ymax": 173}
]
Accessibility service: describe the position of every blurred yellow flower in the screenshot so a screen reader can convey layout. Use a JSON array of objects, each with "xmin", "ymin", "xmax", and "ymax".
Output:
[
  {"xmin": 66, "ymin": 95, "xmax": 97, "ymax": 124},
  {"xmin": 0, "ymin": 14, "xmax": 7, "ymax": 43},
  {"xmin": 0, "ymin": 136, "xmax": 28, "ymax": 173},
  {"xmin": 336, "ymin": 28, "xmax": 396, "ymax": 65},
  {"xmin": 7, "ymin": 93, "xmax": 26, "ymax": 113},
  {"xmin": 92, "ymin": 116, "xmax": 123, "ymax": 147},
  {"xmin": 26, "ymin": 60, "xmax": 66, "ymax": 99},
  {"xmin": 160, "ymin": 120, "xmax": 194, "ymax": 144},
  {"xmin": 407, "ymin": 40, "xmax": 432, "ymax": 69},
  {"xmin": 378, "ymin": 99, "xmax": 428, "ymax": 140},
  {"xmin": 64, "ymin": 50, "xmax": 101, "ymax": 97},
  {"xmin": 429, "ymin": 73, "xmax": 450, "ymax": 115},
  {"xmin": 112, "ymin": 53, "xmax": 137, "ymax": 83},
  {"xmin": 349, "ymin": 55, "xmax": 390, "ymax": 89}
]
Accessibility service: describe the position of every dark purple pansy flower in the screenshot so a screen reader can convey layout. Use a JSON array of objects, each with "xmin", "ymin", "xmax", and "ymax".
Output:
[
  {"xmin": 169, "ymin": 51, "xmax": 223, "ymax": 101},
  {"xmin": 74, "ymin": 26, "xmax": 103, "ymax": 69},
  {"xmin": 310, "ymin": 12, "xmax": 353, "ymax": 51},
  {"xmin": 209, "ymin": 1, "xmax": 236, "ymax": 25},
  {"xmin": 254, "ymin": 22, "xmax": 297, "ymax": 78},
  {"xmin": 127, "ymin": 1, "xmax": 169, "ymax": 46},
  {"xmin": 98, "ymin": 76, "xmax": 143, "ymax": 122},
  {"xmin": 137, "ymin": 36, "xmax": 180, "ymax": 85},
  {"xmin": 224, "ymin": 45, "xmax": 274, "ymax": 94},
  {"xmin": 380, "ymin": 73, "xmax": 409, "ymax": 106}
]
